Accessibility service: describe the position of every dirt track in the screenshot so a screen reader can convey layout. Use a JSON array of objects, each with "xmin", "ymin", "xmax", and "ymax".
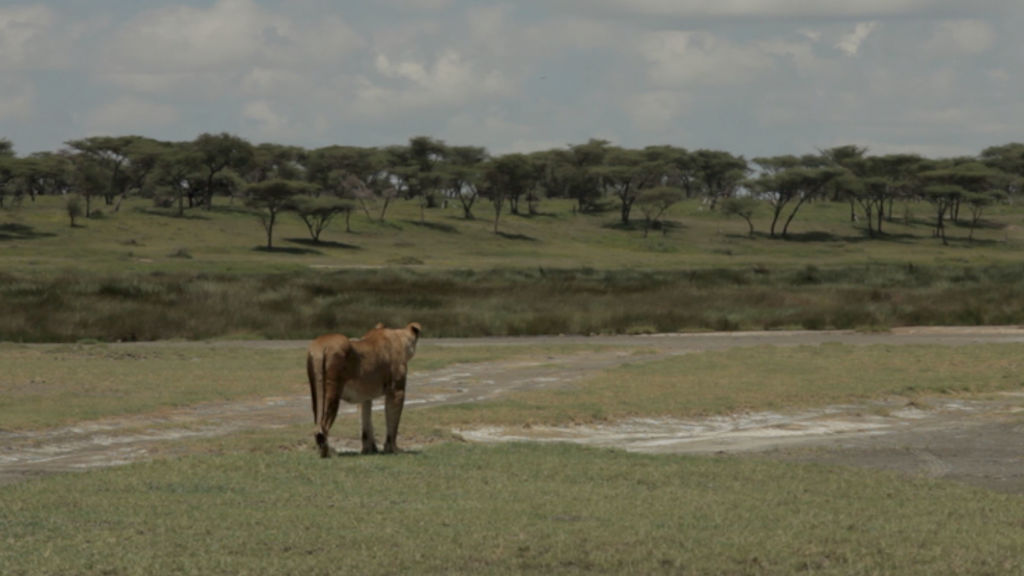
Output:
[{"xmin": 3, "ymin": 327, "xmax": 1024, "ymax": 493}]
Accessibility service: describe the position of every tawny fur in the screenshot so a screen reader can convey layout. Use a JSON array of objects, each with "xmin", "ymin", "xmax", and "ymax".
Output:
[{"xmin": 306, "ymin": 322, "xmax": 421, "ymax": 457}]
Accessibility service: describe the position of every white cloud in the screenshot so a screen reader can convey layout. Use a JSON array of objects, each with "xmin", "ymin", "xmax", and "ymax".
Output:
[
  {"xmin": 0, "ymin": 78, "xmax": 34, "ymax": 122},
  {"xmin": 625, "ymin": 90, "xmax": 692, "ymax": 131},
  {"xmin": 2, "ymin": 1, "xmax": 1022, "ymax": 160},
  {"xmin": 108, "ymin": 0, "xmax": 267, "ymax": 73},
  {"xmin": 379, "ymin": 0, "xmax": 455, "ymax": 10},
  {"xmin": 640, "ymin": 31, "xmax": 774, "ymax": 86},
  {"xmin": 523, "ymin": 17, "xmax": 616, "ymax": 53},
  {"xmin": 584, "ymin": 0, "xmax": 996, "ymax": 19},
  {"xmin": 242, "ymin": 100, "xmax": 290, "ymax": 138},
  {"xmin": 354, "ymin": 50, "xmax": 510, "ymax": 117},
  {"xmin": 0, "ymin": 4, "xmax": 66, "ymax": 70},
  {"xmin": 84, "ymin": 96, "xmax": 178, "ymax": 135},
  {"xmin": 799, "ymin": 29, "xmax": 822, "ymax": 43},
  {"xmin": 835, "ymin": 22, "xmax": 879, "ymax": 56},
  {"xmin": 443, "ymin": 111, "xmax": 559, "ymax": 154},
  {"xmin": 761, "ymin": 38, "xmax": 823, "ymax": 74},
  {"xmin": 928, "ymin": 19, "xmax": 996, "ymax": 55},
  {"xmin": 103, "ymin": 0, "xmax": 361, "ymax": 82},
  {"xmin": 240, "ymin": 67, "xmax": 304, "ymax": 96}
]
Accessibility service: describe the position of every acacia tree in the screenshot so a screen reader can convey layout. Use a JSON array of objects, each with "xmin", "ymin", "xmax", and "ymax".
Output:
[
  {"xmin": 247, "ymin": 143, "xmax": 306, "ymax": 184},
  {"xmin": 387, "ymin": 136, "xmax": 447, "ymax": 222},
  {"xmin": 245, "ymin": 179, "xmax": 314, "ymax": 249},
  {"xmin": 820, "ymin": 145, "xmax": 867, "ymax": 222},
  {"xmin": 750, "ymin": 155, "xmax": 841, "ymax": 238},
  {"xmin": 483, "ymin": 153, "xmax": 538, "ymax": 234},
  {"xmin": 292, "ymin": 195, "xmax": 353, "ymax": 240},
  {"xmin": 194, "ymin": 133, "xmax": 254, "ymax": 210},
  {"xmin": 18, "ymin": 152, "xmax": 73, "ymax": 202},
  {"xmin": 919, "ymin": 161, "xmax": 1004, "ymax": 244},
  {"xmin": 0, "ymin": 146, "xmax": 18, "ymax": 209},
  {"xmin": 721, "ymin": 196, "xmax": 760, "ymax": 236},
  {"xmin": 593, "ymin": 148, "xmax": 643, "ymax": 225},
  {"xmin": 593, "ymin": 147, "xmax": 673, "ymax": 225},
  {"xmin": 116, "ymin": 138, "xmax": 167, "ymax": 212},
  {"xmin": 980, "ymin": 143, "xmax": 1024, "ymax": 196},
  {"xmin": 307, "ymin": 145, "xmax": 391, "ymax": 221},
  {"xmin": 64, "ymin": 135, "xmax": 144, "ymax": 207},
  {"xmin": 864, "ymin": 154, "xmax": 923, "ymax": 230},
  {"xmin": 67, "ymin": 153, "xmax": 108, "ymax": 217},
  {"xmin": 647, "ymin": 145, "xmax": 697, "ymax": 198},
  {"xmin": 543, "ymin": 139, "xmax": 608, "ymax": 213},
  {"xmin": 964, "ymin": 189, "xmax": 1007, "ymax": 242},
  {"xmin": 439, "ymin": 146, "xmax": 488, "ymax": 220},
  {"xmin": 692, "ymin": 149, "xmax": 748, "ymax": 209},
  {"xmin": 635, "ymin": 186, "xmax": 683, "ymax": 237},
  {"xmin": 150, "ymin": 143, "xmax": 202, "ymax": 217}
]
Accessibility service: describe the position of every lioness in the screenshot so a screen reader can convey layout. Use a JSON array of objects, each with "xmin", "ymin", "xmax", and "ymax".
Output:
[{"xmin": 306, "ymin": 322, "xmax": 421, "ymax": 458}]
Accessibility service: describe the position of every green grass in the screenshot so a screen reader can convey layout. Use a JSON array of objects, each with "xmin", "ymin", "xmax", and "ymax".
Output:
[
  {"xmin": 5, "ymin": 340, "xmax": 1024, "ymax": 434},
  {"xmin": 6, "ymin": 196, "xmax": 1024, "ymax": 574},
  {"xmin": 2, "ymin": 442, "xmax": 1022, "ymax": 575},
  {"xmin": 416, "ymin": 342, "xmax": 1024, "ymax": 429},
  {"xmin": 5, "ymin": 342, "xmax": 1024, "ymax": 574},
  {"xmin": 6, "ymin": 195, "xmax": 1024, "ymax": 274},
  {"xmin": 0, "ymin": 341, "xmax": 607, "ymax": 430},
  {"xmin": 5, "ymin": 196, "xmax": 1024, "ymax": 341}
]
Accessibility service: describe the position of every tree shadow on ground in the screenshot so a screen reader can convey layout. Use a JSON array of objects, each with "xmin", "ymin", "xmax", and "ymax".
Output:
[
  {"xmin": 779, "ymin": 229, "xmax": 925, "ymax": 244},
  {"xmin": 495, "ymin": 231, "xmax": 538, "ymax": 242},
  {"xmin": 251, "ymin": 245, "xmax": 324, "ymax": 255},
  {"xmin": 404, "ymin": 219, "xmax": 460, "ymax": 234},
  {"xmin": 286, "ymin": 238, "xmax": 361, "ymax": 250},
  {"xmin": 331, "ymin": 449, "xmax": 422, "ymax": 458},
  {"xmin": 0, "ymin": 223, "xmax": 57, "ymax": 241},
  {"xmin": 209, "ymin": 205, "xmax": 257, "ymax": 216},
  {"xmin": 603, "ymin": 219, "xmax": 687, "ymax": 235},
  {"xmin": 134, "ymin": 207, "xmax": 211, "ymax": 220},
  {"xmin": 953, "ymin": 219, "xmax": 1005, "ymax": 231},
  {"xmin": 511, "ymin": 210, "xmax": 559, "ymax": 219}
]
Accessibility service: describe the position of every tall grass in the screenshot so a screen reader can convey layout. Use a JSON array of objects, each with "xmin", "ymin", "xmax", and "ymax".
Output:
[
  {"xmin": 3, "ymin": 264, "xmax": 1024, "ymax": 341},
  {"xmin": 5, "ymin": 195, "xmax": 1024, "ymax": 341}
]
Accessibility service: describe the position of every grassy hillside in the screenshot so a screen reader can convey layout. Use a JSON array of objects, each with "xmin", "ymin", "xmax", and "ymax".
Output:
[
  {"xmin": 3, "ymin": 195, "xmax": 1024, "ymax": 341},
  {"xmin": 5, "ymin": 194, "xmax": 1024, "ymax": 273}
]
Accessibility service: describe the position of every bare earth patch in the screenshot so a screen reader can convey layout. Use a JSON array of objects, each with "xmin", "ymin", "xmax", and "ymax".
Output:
[{"xmin": 4, "ymin": 327, "xmax": 1024, "ymax": 493}]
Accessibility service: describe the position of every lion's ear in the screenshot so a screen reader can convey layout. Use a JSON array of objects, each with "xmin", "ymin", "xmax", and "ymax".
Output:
[
  {"xmin": 374, "ymin": 322, "xmax": 385, "ymax": 329},
  {"xmin": 408, "ymin": 322, "xmax": 421, "ymax": 337}
]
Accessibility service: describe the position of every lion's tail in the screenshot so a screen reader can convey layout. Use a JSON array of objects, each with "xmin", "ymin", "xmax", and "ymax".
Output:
[{"xmin": 306, "ymin": 345, "xmax": 328, "ymax": 448}]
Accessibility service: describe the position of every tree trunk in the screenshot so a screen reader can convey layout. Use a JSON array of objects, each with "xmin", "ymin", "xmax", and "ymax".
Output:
[
  {"xmin": 769, "ymin": 203, "xmax": 785, "ymax": 238},
  {"xmin": 781, "ymin": 196, "xmax": 809, "ymax": 238},
  {"xmin": 265, "ymin": 212, "xmax": 276, "ymax": 250},
  {"xmin": 493, "ymin": 200, "xmax": 503, "ymax": 233}
]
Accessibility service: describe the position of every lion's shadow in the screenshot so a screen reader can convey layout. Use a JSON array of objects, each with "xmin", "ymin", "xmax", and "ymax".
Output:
[{"xmin": 329, "ymin": 448, "xmax": 422, "ymax": 458}]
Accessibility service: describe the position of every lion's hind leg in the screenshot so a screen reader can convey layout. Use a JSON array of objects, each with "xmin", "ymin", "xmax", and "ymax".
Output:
[
  {"xmin": 383, "ymin": 386, "xmax": 405, "ymax": 454},
  {"xmin": 360, "ymin": 401, "xmax": 379, "ymax": 454}
]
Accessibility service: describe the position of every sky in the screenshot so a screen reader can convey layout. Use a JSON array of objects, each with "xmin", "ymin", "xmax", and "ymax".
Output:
[{"xmin": 1, "ymin": 0, "xmax": 1021, "ymax": 160}]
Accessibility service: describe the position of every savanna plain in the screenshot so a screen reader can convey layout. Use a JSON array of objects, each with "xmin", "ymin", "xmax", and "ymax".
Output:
[{"xmin": 3, "ymin": 196, "xmax": 1024, "ymax": 574}]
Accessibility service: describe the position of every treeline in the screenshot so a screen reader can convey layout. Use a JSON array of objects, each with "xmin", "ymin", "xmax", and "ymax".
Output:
[{"xmin": 1, "ymin": 135, "xmax": 1022, "ymax": 246}]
